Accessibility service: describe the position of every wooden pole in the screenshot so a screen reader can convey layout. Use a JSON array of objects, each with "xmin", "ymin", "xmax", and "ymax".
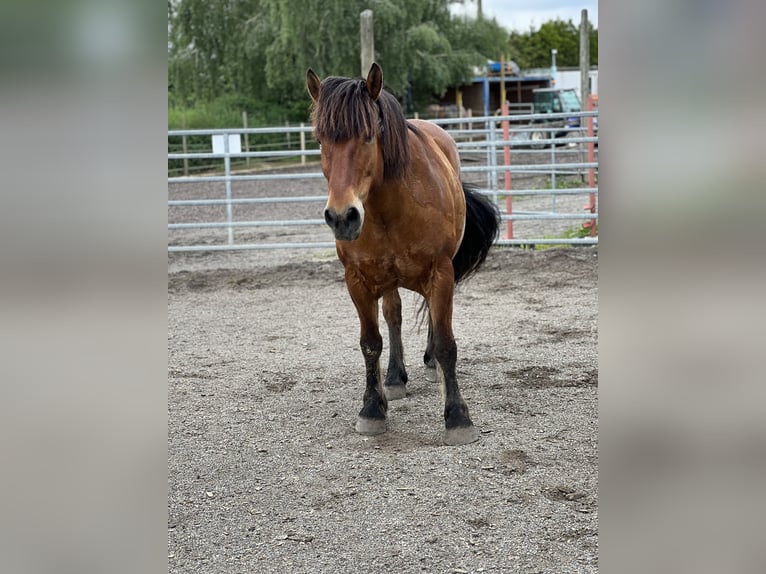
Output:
[
  {"xmin": 360, "ymin": 10, "xmax": 374, "ymax": 78},
  {"xmin": 580, "ymin": 9, "xmax": 590, "ymax": 104},
  {"xmin": 500, "ymin": 54, "xmax": 506, "ymax": 107}
]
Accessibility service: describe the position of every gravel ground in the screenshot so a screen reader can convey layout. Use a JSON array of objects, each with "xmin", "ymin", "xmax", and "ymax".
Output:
[{"xmin": 168, "ymin": 245, "xmax": 598, "ymax": 573}]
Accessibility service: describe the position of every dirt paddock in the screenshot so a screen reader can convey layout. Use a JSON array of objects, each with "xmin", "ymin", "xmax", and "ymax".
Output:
[{"xmin": 168, "ymin": 245, "xmax": 598, "ymax": 573}]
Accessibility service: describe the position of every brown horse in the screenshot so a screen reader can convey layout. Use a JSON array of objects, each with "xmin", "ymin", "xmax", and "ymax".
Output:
[{"xmin": 307, "ymin": 63, "xmax": 499, "ymax": 445}]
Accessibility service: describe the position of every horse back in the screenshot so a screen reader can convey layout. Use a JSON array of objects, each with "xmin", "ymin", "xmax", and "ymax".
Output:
[
  {"xmin": 406, "ymin": 119, "xmax": 462, "ymax": 176},
  {"xmin": 403, "ymin": 118, "xmax": 466, "ymax": 249}
]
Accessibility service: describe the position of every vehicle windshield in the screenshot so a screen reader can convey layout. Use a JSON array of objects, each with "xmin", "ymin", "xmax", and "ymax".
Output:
[{"xmin": 559, "ymin": 90, "xmax": 581, "ymax": 112}]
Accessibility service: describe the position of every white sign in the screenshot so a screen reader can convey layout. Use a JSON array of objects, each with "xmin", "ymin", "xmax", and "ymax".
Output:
[{"xmin": 212, "ymin": 134, "xmax": 242, "ymax": 154}]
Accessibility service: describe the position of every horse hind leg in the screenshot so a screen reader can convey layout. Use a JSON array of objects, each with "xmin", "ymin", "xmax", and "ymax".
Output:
[
  {"xmin": 427, "ymin": 264, "xmax": 479, "ymax": 446},
  {"xmin": 382, "ymin": 289, "xmax": 408, "ymax": 400},
  {"xmin": 423, "ymin": 314, "xmax": 437, "ymax": 382}
]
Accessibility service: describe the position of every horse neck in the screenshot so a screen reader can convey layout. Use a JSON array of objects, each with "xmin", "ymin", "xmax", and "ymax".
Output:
[{"xmin": 366, "ymin": 177, "xmax": 407, "ymax": 222}]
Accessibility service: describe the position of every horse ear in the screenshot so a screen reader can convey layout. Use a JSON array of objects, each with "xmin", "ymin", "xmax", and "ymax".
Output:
[
  {"xmin": 365, "ymin": 62, "xmax": 383, "ymax": 101},
  {"xmin": 306, "ymin": 68, "xmax": 321, "ymax": 102}
]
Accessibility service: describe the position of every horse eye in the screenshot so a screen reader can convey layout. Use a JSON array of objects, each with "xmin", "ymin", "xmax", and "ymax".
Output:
[{"xmin": 365, "ymin": 136, "xmax": 374, "ymax": 145}]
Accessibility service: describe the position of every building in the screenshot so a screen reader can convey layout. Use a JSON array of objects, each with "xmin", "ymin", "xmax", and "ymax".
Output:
[
  {"xmin": 552, "ymin": 67, "xmax": 599, "ymax": 100},
  {"xmin": 436, "ymin": 65, "xmax": 598, "ymax": 117}
]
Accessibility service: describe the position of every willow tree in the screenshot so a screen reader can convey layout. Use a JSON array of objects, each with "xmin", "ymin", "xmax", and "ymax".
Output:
[{"xmin": 169, "ymin": 0, "xmax": 512, "ymax": 116}]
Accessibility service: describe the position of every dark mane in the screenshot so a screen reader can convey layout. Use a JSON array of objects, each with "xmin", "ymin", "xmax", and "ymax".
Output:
[{"xmin": 310, "ymin": 76, "xmax": 410, "ymax": 180}]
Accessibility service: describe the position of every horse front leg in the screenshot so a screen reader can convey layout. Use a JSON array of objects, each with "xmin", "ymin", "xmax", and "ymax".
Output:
[
  {"xmin": 346, "ymin": 276, "xmax": 387, "ymax": 435},
  {"xmin": 382, "ymin": 289, "xmax": 408, "ymax": 400},
  {"xmin": 426, "ymin": 261, "xmax": 479, "ymax": 446}
]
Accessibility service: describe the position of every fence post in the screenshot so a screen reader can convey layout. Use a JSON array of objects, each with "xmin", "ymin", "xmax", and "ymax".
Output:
[
  {"xmin": 487, "ymin": 117, "xmax": 497, "ymax": 200},
  {"xmin": 181, "ymin": 110, "xmax": 189, "ymax": 177},
  {"xmin": 360, "ymin": 10, "xmax": 374, "ymax": 77},
  {"xmin": 300, "ymin": 122, "xmax": 306, "ymax": 166},
  {"xmin": 584, "ymin": 95, "xmax": 597, "ymax": 236},
  {"xmin": 286, "ymin": 120, "xmax": 291, "ymax": 149},
  {"xmin": 550, "ymin": 125, "xmax": 557, "ymax": 212},
  {"xmin": 242, "ymin": 111, "xmax": 250, "ymax": 167},
  {"xmin": 224, "ymin": 133, "xmax": 234, "ymax": 245},
  {"xmin": 580, "ymin": 10, "xmax": 591, "ymax": 107},
  {"xmin": 501, "ymin": 100, "xmax": 513, "ymax": 240},
  {"xmin": 579, "ymin": 9, "xmax": 591, "ymax": 216}
]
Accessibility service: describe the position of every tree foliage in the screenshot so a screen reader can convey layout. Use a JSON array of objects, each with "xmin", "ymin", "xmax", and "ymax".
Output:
[
  {"xmin": 169, "ymin": 0, "xmax": 263, "ymax": 105},
  {"xmin": 168, "ymin": 1, "xmax": 598, "ymax": 124},
  {"xmin": 508, "ymin": 18, "xmax": 598, "ymax": 69}
]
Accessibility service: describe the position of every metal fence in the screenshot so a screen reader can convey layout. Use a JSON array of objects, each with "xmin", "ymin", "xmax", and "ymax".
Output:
[{"xmin": 168, "ymin": 110, "xmax": 598, "ymax": 252}]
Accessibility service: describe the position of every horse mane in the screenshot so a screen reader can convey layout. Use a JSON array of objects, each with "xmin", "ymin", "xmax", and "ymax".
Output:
[{"xmin": 310, "ymin": 76, "xmax": 410, "ymax": 181}]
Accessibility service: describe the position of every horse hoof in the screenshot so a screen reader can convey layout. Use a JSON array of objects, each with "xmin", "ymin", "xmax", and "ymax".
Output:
[
  {"xmin": 355, "ymin": 416, "xmax": 387, "ymax": 435},
  {"xmin": 443, "ymin": 425, "xmax": 479, "ymax": 446},
  {"xmin": 384, "ymin": 384, "xmax": 407, "ymax": 401},
  {"xmin": 424, "ymin": 367, "xmax": 436, "ymax": 382}
]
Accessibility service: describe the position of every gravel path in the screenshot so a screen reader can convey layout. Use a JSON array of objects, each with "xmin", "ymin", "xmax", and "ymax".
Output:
[{"xmin": 168, "ymin": 245, "xmax": 598, "ymax": 573}]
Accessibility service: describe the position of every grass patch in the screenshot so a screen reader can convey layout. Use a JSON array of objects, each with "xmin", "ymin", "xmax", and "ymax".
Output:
[
  {"xmin": 545, "ymin": 175, "xmax": 597, "ymax": 189},
  {"xmin": 531, "ymin": 223, "xmax": 597, "ymax": 250}
]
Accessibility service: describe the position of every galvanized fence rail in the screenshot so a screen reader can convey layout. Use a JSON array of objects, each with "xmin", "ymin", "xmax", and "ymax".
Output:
[{"xmin": 168, "ymin": 110, "xmax": 597, "ymax": 252}]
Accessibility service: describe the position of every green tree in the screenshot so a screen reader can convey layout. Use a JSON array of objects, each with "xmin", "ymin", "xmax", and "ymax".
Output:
[
  {"xmin": 370, "ymin": 0, "xmax": 496, "ymax": 106},
  {"xmin": 169, "ymin": 0, "xmax": 264, "ymax": 106},
  {"xmin": 251, "ymin": 0, "xmax": 499, "ymax": 111},
  {"xmin": 168, "ymin": 1, "xmax": 598, "ymax": 125},
  {"xmin": 507, "ymin": 18, "xmax": 597, "ymax": 69},
  {"xmin": 590, "ymin": 25, "xmax": 598, "ymax": 66},
  {"xmin": 255, "ymin": 0, "xmax": 364, "ymax": 108}
]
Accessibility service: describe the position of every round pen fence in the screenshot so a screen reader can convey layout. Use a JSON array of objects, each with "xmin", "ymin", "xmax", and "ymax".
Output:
[{"xmin": 168, "ymin": 110, "xmax": 597, "ymax": 252}]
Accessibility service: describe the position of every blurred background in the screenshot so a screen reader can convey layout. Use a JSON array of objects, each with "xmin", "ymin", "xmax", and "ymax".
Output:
[
  {"xmin": 1, "ymin": 0, "xmax": 765, "ymax": 572},
  {"xmin": 0, "ymin": 2, "xmax": 166, "ymax": 574},
  {"xmin": 600, "ymin": 0, "xmax": 766, "ymax": 572}
]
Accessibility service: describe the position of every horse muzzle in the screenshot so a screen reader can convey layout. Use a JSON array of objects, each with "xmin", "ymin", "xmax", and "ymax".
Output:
[{"xmin": 324, "ymin": 205, "xmax": 363, "ymax": 241}]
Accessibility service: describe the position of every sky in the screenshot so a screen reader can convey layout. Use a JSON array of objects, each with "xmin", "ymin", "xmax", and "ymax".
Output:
[{"xmin": 449, "ymin": 0, "xmax": 599, "ymax": 32}]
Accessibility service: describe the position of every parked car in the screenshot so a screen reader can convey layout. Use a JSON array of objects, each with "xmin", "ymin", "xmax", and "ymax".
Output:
[{"xmin": 529, "ymin": 88, "xmax": 582, "ymax": 147}]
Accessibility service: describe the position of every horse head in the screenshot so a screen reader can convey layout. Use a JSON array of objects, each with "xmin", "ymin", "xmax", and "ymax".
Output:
[{"xmin": 307, "ymin": 64, "xmax": 385, "ymax": 241}]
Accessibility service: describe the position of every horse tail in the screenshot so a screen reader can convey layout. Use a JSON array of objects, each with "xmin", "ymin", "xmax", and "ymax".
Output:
[{"xmin": 453, "ymin": 182, "xmax": 500, "ymax": 284}]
